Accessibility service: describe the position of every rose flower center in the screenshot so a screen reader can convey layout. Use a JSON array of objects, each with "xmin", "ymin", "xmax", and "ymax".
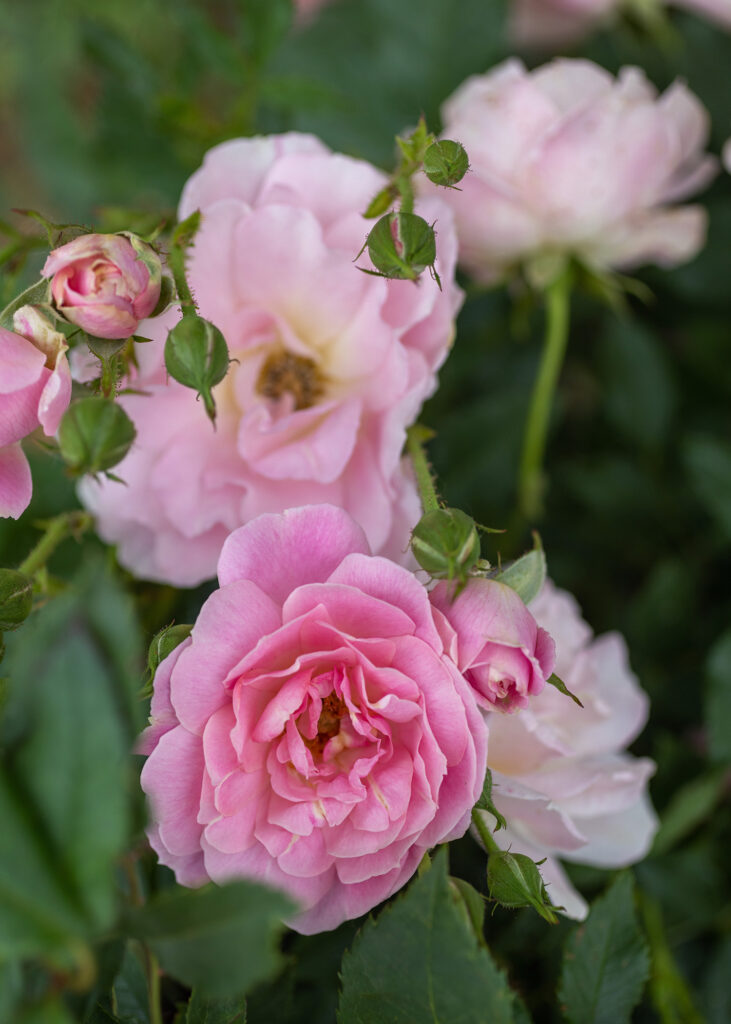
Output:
[
  {"xmin": 256, "ymin": 350, "xmax": 326, "ymax": 410},
  {"xmin": 304, "ymin": 692, "xmax": 348, "ymax": 758}
]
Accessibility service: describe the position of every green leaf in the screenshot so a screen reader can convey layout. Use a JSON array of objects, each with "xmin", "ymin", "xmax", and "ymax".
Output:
[
  {"xmin": 706, "ymin": 629, "xmax": 731, "ymax": 763},
  {"xmin": 16, "ymin": 997, "xmax": 77, "ymax": 1024},
  {"xmin": 683, "ymin": 434, "xmax": 731, "ymax": 541},
  {"xmin": 0, "ymin": 559, "xmax": 139, "ymax": 949},
  {"xmin": 599, "ymin": 319, "xmax": 675, "ymax": 450},
  {"xmin": 495, "ymin": 535, "xmax": 546, "ymax": 605},
  {"xmin": 126, "ymin": 881, "xmax": 293, "ymax": 999},
  {"xmin": 338, "ymin": 849, "xmax": 515, "ymax": 1023},
  {"xmin": 186, "ymin": 989, "xmax": 247, "ymax": 1024},
  {"xmin": 651, "ymin": 768, "xmax": 727, "ymax": 856},
  {"xmin": 546, "ymin": 673, "xmax": 584, "ymax": 709},
  {"xmin": 0, "ymin": 277, "xmax": 51, "ymax": 331},
  {"xmin": 0, "ymin": 958, "xmax": 23, "ymax": 1021},
  {"xmin": 112, "ymin": 945, "xmax": 149, "ymax": 1024},
  {"xmin": 640, "ymin": 893, "xmax": 704, "ymax": 1024},
  {"xmin": 559, "ymin": 873, "xmax": 650, "ymax": 1024}
]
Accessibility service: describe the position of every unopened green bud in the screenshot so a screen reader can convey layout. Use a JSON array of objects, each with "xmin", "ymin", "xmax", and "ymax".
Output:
[
  {"xmin": 147, "ymin": 623, "xmax": 193, "ymax": 678},
  {"xmin": 0, "ymin": 569, "xmax": 33, "ymax": 631},
  {"xmin": 58, "ymin": 397, "xmax": 136, "ymax": 476},
  {"xmin": 164, "ymin": 315, "xmax": 229, "ymax": 425},
  {"xmin": 365, "ymin": 213, "xmax": 437, "ymax": 283},
  {"xmin": 423, "ymin": 140, "xmax": 469, "ymax": 187},
  {"xmin": 487, "ymin": 850, "xmax": 559, "ymax": 924},
  {"xmin": 411, "ymin": 507, "xmax": 480, "ymax": 582}
]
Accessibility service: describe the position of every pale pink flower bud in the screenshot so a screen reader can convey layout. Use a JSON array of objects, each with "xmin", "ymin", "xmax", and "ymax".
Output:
[
  {"xmin": 434, "ymin": 59, "xmax": 717, "ymax": 283},
  {"xmin": 430, "ymin": 578, "xmax": 556, "ymax": 713},
  {"xmin": 43, "ymin": 232, "xmax": 162, "ymax": 340},
  {"xmin": 475, "ymin": 580, "xmax": 658, "ymax": 920}
]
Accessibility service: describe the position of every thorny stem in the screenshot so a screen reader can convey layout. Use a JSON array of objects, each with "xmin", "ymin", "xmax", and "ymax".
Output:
[{"xmin": 406, "ymin": 425, "xmax": 440, "ymax": 513}]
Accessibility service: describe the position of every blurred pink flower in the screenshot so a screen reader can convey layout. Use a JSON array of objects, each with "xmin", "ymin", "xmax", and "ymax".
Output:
[
  {"xmin": 430, "ymin": 578, "xmax": 555, "ymax": 713},
  {"xmin": 81, "ymin": 133, "xmax": 461, "ymax": 586},
  {"xmin": 139, "ymin": 504, "xmax": 487, "ymax": 934},
  {"xmin": 475, "ymin": 580, "xmax": 658, "ymax": 919},
  {"xmin": 0, "ymin": 307, "xmax": 71, "ymax": 519},
  {"xmin": 435, "ymin": 59, "xmax": 716, "ymax": 284},
  {"xmin": 510, "ymin": 0, "xmax": 731, "ymax": 48},
  {"xmin": 43, "ymin": 233, "xmax": 161, "ymax": 340}
]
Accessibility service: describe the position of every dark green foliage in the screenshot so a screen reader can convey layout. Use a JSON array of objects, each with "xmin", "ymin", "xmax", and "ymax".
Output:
[
  {"xmin": 338, "ymin": 850, "xmax": 516, "ymax": 1023},
  {"xmin": 559, "ymin": 874, "xmax": 650, "ymax": 1024}
]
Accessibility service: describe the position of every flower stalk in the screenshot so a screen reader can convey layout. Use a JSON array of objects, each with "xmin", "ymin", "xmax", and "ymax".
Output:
[{"xmin": 517, "ymin": 268, "xmax": 572, "ymax": 521}]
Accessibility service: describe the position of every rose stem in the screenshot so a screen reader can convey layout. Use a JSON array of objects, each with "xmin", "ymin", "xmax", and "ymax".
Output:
[
  {"xmin": 406, "ymin": 424, "xmax": 440, "ymax": 513},
  {"xmin": 470, "ymin": 808, "xmax": 501, "ymax": 855},
  {"xmin": 18, "ymin": 510, "xmax": 93, "ymax": 577},
  {"xmin": 516, "ymin": 268, "xmax": 572, "ymax": 522}
]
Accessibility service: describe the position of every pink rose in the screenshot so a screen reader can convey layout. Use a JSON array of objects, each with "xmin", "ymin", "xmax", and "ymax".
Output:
[
  {"xmin": 430, "ymin": 578, "xmax": 556, "ymax": 712},
  {"xmin": 434, "ymin": 59, "xmax": 716, "ymax": 283},
  {"xmin": 139, "ymin": 505, "xmax": 487, "ymax": 934},
  {"xmin": 80, "ymin": 133, "xmax": 461, "ymax": 586},
  {"xmin": 509, "ymin": 0, "xmax": 616, "ymax": 48},
  {"xmin": 510, "ymin": 1, "xmax": 731, "ymax": 49},
  {"xmin": 0, "ymin": 307, "xmax": 71, "ymax": 519},
  {"xmin": 476, "ymin": 580, "xmax": 658, "ymax": 919},
  {"xmin": 43, "ymin": 233, "xmax": 162, "ymax": 340}
]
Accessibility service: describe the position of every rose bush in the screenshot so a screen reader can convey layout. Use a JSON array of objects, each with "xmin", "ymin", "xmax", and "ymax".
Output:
[
  {"xmin": 434, "ymin": 59, "xmax": 716, "ymax": 284},
  {"xmin": 139, "ymin": 504, "xmax": 487, "ymax": 934},
  {"xmin": 80, "ymin": 133, "xmax": 461, "ymax": 586},
  {"xmin": 430, "ymin": 578, "xmax": 556, "ymax": 712},
  {"xmin": 42, "ymin": 233, "xmax": 162, "ymax": 340},
  {"xmin": 0, "ymin": 308, "xmax": 71, "ymax": 518},
  {"xmin": 474, "ymin": 580, "xmax": 658, "ymax": 918}
]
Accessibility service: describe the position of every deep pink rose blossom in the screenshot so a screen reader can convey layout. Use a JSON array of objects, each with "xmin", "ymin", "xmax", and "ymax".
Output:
[
  {"xmin": 80, "ymin": 133, "xmax": 462, "ymax": 586},
  {"xmin": 434, "ymin": 59, "xmax": 716, "ymax": 284},
  {"xmin": 43, "ymin": 233, "xmax": 162, "ymax": 340},
  {"xmin": 475, "ymin": 580, "xmax": 658, "ymax": 919},
  {"xmin": 430, "ymin": 578, "xmax": 556, "ymax": 712},
  {"xmin": 139, "ymin": 505, "xmax": 487, "ymax": 934},
  {"xmin": 0, "ymin": 307, "xmax": 71, "ymax": 518}
]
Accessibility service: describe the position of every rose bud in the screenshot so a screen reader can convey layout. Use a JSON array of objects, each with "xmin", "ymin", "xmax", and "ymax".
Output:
[
  {"xmin": 147, "ymin": 623, "xmax": 193, "ymax": 678},
  {"xmin": 430, "ymin": 577, "xmax": 556, "ymax": 713},
  {"xmin": 486, "ymin": 849, "xmax": 558, "ymax": 923},
  {"xmin": 164, "ymin": 315, "xmax": 230, "ymax": 424},
  {"xmin": 365, "ymin": 212, "xmax": 438, "ymax": 282},
  {"xmin": 58, "ymin": 397, "xmax": 136, "ymax": 476},
  {"xmin": 43, "ymin": 233, "xmax": 162, "ymax": 340},
  {"xmin": 411, "ymin": 507, "xmax": 480, "ymax": 583},
  {"xmin": 423, "ymin": 140, "xmax": 470, "ymax": 188},
  {"xmin": 0, "ymin": 569, "xmax": 33, "ymax": 631}
]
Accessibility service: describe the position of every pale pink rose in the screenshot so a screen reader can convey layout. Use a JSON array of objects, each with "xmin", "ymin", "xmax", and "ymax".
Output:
[
  {"xmin": 43, "ymin": 233, "xmax": 162, "ymax": 340},
  {"xmin": 476, "ymin": 580, "xmax": 658, "ymax": 919},
  {"xmin": 510, "ymin": 0, "xmax": 616, "ymax": 48},
  {"xmin": 430, "ymin": 578, "xmax": 556, "ymax": 713},
  {"xmin": 510, "ymin": 0, "xmax": 731, "ymax": 48},
  {"xmin": 435, "ymin": 59, "xmax": 716, "ymax": 284},
  {"xmin": 80, "ymin": 133, "xmax": 461, "ymax": 586},
  {"xmin": 139, "ymin": 505, "xmax": 487, "ymax": 934},
  {"xmin": 0, "ymin": 308, "xmax": 71, "ymax": 519},
  {"xmin": 671, "ymin": 0, "xmax": 731, "ymax": 29}
]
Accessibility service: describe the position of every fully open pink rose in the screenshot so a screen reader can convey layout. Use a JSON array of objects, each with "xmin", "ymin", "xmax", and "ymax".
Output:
[
  {"xmin": 476, "ymin": 580, "xmax": 658, "ymax": 919},
  {"xmin": 43, "ymin": 233, "xmax": 162, "ymax": 340},
  {"xmin": 435, "ymin": 59, "xmax": 716, "ymax": 284},
  {"xmin": 80, "ymin": 133, "xmax": 461, "ymax": 586},
  {"xmin": 430, "ymin": 578, "xmax": 556, "ymax": 713},
  {"xmin": 139, "ymin": 505, "xmax": 487, "ymax": 934},
  {"xmin": 0, "ymin": 308, "xmax": 71, "ymax": 518}
]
